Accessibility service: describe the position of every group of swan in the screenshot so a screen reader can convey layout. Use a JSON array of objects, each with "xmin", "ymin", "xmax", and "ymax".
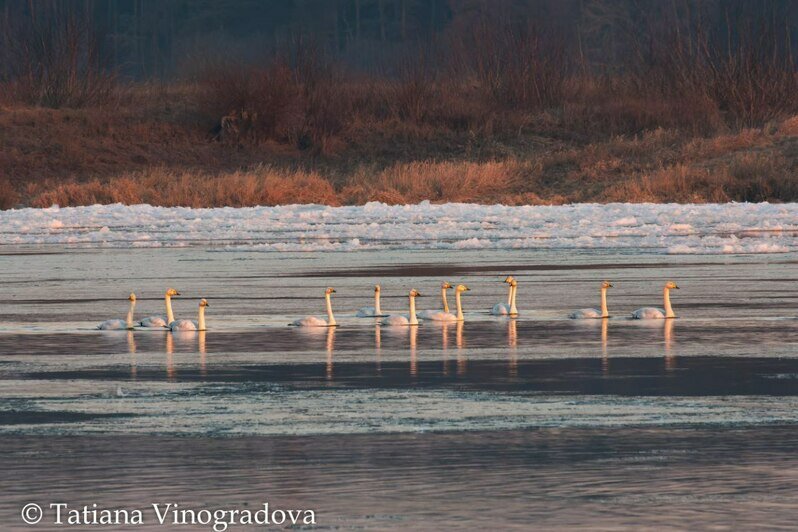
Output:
[
  {"xmin": 99, "ymin": 279, "xmax": 680, "ymax": 331},
  {"xmin": 291, "ymin": 278, "xmax": 680, "ymax": 327},
  {"xmin": 490, "ymin": 276, "xmax": 518, "ymax": 316},
  {"xmin": 295, "ymin": 284, "xmax": 472, "ymax": 327},
  {"xmin": 569, "ymin": 280, "xmax": 679, "ymax": 320},
  {"xmin": 97, "ymin": 288, "xmax": 208, "ymax": 331}
]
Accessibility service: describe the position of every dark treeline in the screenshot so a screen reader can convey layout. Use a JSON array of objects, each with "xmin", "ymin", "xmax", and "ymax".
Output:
[
  {"xmin": 4, "ymin": 0, "xmax": 798, "ymax": 209},
  {"xmin": 1, "ymin": 0, "xmax": 797, "ymax": 79}
]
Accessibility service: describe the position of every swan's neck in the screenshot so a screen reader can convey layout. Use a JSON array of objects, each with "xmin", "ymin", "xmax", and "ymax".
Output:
[
  {"xmin": 455, "ymin": 291, "xmax": 464, "ymax": 321},
  {"xmin": 509, "ymin": 284, "xmax": 518, "ymax": 315},
  {"xmin": 409, "ymin": 295, "xmax": 418, "ymax": 325},
  {"xmin": 197, "ymin": 305, "xmax": 206, "ymax": 330},
  {"xmin": 442, "ymin": 288, "xmax": 450, "ymax": 313},
  {"xmin": 600, "ymin": 288, "xmax": 608, "ymax": 318},
  {"xmin": 374, "ymin": 291, "xmax": 381, "ymax": 315},
  {"xmin": 326, "ymin": 293, "xmax": 337, "ymax": 326},
  {"xmin": 663, "ymin": 288, "xmax": 675, "ymax": 318},
  {"xmin": 126, "ymin": 300, "xmax": 136, "ymax": 329},
  {"xmin": 165, "ymin": 294, "xmax": 175, "ymax": 324},
  {"xmin": 507, "ymin": 283, "xmax": 513, "ymax": 306}
]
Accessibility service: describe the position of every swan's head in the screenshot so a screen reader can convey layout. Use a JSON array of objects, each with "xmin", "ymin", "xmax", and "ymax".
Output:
[
  {"xmin": 442, "ymin": 282, "xmax": 453, "ymax": 289},
  {"xmin": 601, "ymin": 281, "xmax": 613, "ymax": 289},
  {"xmin": 665, "ymin": 281, "xmax": 679, "ymax": 290},
  {"xmin": 128, "ymin": 293, "xmax": 136, "ymax": 302},
  {"xmin": 410, "ymin": 289, "xmax": 422, "ymax": 298},
  {"xmin": 509, "ymin": 279, "xmax": 517, "ymax": 287},
  {"xmin": 166, "ymin": 288, "xmax": 180, "ymax": 297},
  {"xmin": 455, "ymin": 284, "xmax": 471, "ymax": 293},
  {"xmin": 374, "ymin": 285, "xmax": 381, "ymax": 293},
  {"xmin": 503, "ymin": 276, "xmax": 515, "ymax": 283},
  {"xmin": 325, "ymin": 287, "xmax": 336, "ymax": 295},
  {"xmin": 199, "ymin": 299, "xmax": 209, "ymax": 308}
]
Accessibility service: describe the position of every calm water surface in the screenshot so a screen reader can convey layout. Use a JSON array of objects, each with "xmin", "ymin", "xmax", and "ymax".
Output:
[{"xmin": 2, "ymin": 246, "xmax": 798, "ymax": 530}]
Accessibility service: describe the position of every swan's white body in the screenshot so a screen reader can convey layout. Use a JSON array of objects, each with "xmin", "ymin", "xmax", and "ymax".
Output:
[
  {"xmin": 169, "ymin": 299, "xmax": 208, "ymax": 331},
  {"xmin": 418, "ymin": 282, "xmax": 452, "ymax": 320},
  {"xmin": 381, "ymin": 289, "xmax": 421, "ymax": 326},
  {"xmin": 140, "ymin": 288, "xmax": 179, "ymax": 328},
  {"xmin": 632, "ymin": 282, "xmax": 679, "ymax": 319},
  {"xmin": 293, "ymin": 289, "xmax": 337, "ymax": 327},
  {"xmin": 98, "ymin": 293, "xmax": 136, "ymax": 330},
  {"xmin": 491, "ymin": 277, "xmax": 518, "ymax": 316},
  {"xmin": 570, "ymin": 282, "xmax": 612, "ymax": 319},
  {"xmin": 356, "ymin": 285, "xmax": 385, "ymax": 317},
  {"xmin": 424, "ymin": 285, "xmax": 470, "ymax": 321}
]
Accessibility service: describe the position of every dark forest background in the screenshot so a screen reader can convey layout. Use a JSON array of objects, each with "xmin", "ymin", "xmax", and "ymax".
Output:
[
  {"xmin": 3, "ymin": 0, "xmax": 798, "ymax": 78},
  {"xmin": 2, "ymin": 0, "xmax": 798, "ymax": 207}
]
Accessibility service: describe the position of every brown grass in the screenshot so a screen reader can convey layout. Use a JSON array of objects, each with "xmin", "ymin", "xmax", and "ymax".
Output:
[{"xmin": 25, "ymin": 166, "xmax": 339, "ymax": 208}]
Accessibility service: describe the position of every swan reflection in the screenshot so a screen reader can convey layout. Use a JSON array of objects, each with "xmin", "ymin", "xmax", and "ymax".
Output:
[
  {"xmin": 441, "ymin": 322, "xmax": 450, "ymax": 376},
  {"xmin": 127, "ymin": 331, "xmax": 137, "ymax": 380},
  {"xmin": 199, "ymin": 330, "xmax": 207, "ymax": 378},
  {"xmin": 508, "ymin": 319, "xmax": 518, "ymax": 378},
  {"xmin": 456, "ymin": 321, "xmax": 466, "ymax": 376},
  {"xmin": 601, "ymin": 318, "xmax": 609, "ymax": 375},
  {"xmin": 326, "ymin": 326, "xmax": 335, "ymax": 382},
  {"xmin": 374, "ymin": 325, "xmax": 382, "ymax": 374},
  {"xmin": 165, "ymin": 332, "xmax": 176, "ymax": 381},
  {"xmin": 664, "ymin": 318, "xmax": 676, "ymax": 371},
  {"xmin": 409, "ymin": 325, "xmax": 418, "ymax": 377}
]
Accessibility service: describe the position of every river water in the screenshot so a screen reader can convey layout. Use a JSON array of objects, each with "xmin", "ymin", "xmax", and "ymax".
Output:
[{"xmin": 2, "ymin": 203, "xmax": 798, "ymax": 529}]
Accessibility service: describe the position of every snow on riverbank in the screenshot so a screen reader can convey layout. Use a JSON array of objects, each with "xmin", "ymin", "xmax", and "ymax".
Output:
[{"xmin": 1, "ymin": 202, "xmax": 796, "ymax": 254}]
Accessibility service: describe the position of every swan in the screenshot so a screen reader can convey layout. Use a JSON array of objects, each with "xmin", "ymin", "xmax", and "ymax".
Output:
[
  {"xmin": 356, "ymin": 285, "xmax": 386, "ymax": 317},
  {"xmin": 418, "ymin": 282, "xmax": 452, "ymax": 319},
  {"xmin": 569, "ymin": 281, "xmax": 613, "ymax": 319},
  {"xmin": 139, "ymin": 288, "xmax": 180, "ymax": 328},
  {"xmin": 97, "ymin": 293, "xmax": 137, "ymax": 330},
  {"xmin": 491, "ymin": 276, "xmax": 518, "ymax": 316},
  {"xmin": 632, "ymin": 281, "xmax": 680, "ymax": 319},
  {"xmin": 292, "ymin": 288, "xmax": 338, "ymax": 327},
  {"xmin": 380, "ymin": 289, "xmax": 422, "ymax": 326},
  {"xmin": 423, "ymin": 284, "xmax": 471, "ymax": 321},
  {"xmin": 169, "ymin": 299, "xmax": 209, "ymax": 331}
]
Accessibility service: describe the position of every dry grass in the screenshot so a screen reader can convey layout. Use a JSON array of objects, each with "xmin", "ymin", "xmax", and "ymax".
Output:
[
  {"xmin": 24, "ymin": 160, "xmax": 535, "ymax": 208},
  {"xmin": 4, "ymin": 77, "xmax": 798, "ymax": 208},
  {"xmin": 25, "ymin": 166, "xmax": 339, "ymax": 208}
]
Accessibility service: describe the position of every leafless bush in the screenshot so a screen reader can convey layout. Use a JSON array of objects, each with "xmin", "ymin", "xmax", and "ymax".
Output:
[
  {"xmin": 451, "ymin": 17, "xmax": 569, "ymax": 112},
  {"xmin": 197, "ymin": 38, "xmax": 348, "ymax": 152},
  {"xmin": 388, "ymin": 49, "xmax": 435, "ymax": 124},
  {"xmin": 0, "ymin": 5, "xmax": 115, "ymax": 108},
  {"xmin": 629, "ymin": 17, "xmax": 798, "ymax": 128},
  {"xmin": 0, "ymin": 178, "xmax": 20, "ymax": 209}
]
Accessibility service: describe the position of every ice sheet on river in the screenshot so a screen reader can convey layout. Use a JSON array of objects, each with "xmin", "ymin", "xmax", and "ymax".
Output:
[{"xmin": 1, "ymin": 201, "xmax": 795, "ymax": 254}]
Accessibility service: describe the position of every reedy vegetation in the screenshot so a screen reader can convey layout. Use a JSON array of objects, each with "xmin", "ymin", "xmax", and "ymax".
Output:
[{"xmin": 2, "ymin": 4, "xmax": 798, "ymax": 208}]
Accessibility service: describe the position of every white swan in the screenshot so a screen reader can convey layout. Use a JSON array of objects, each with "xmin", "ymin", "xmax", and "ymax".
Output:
[
  {"xmin": 570, "ymin": 281, "xmax": 613, "ymax": 319},
  {"xmin": 423, "ymin": 284, "xmax": 471, "ymax": 321},
  {"xmin": 292, "ymin": 287, "xmax": 338, "ymax": 327},
  {"xmin": 140, "ymin": 288, "xmax": 180, "ymax": 328},
  {"xmin": 418, "ymin": 282, "xmax": 452, "ymax": 319},
  {"xmin": 98, "ymin": 293, "xmax": 137, "ymax": 330},
  {"xmin": 356, "ymin": 285, "xmax": 386, "ymax": 317},
  {"xmin": 490, "ymin": 276, "xmax": 518, "ymax": 316},
  {"xmin": 632, "ymin": 281, "xmax": 679, "ymax": 319},
  {"xmin": 380, "ymin": 289, "xmax": 422, "ymax": 326},
  {"xmin": 169, "ymin": 299, "xmax": 209, "ymax": 331}
]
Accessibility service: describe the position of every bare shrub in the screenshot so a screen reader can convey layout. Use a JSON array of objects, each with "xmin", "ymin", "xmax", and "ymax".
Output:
[
  {"xmin": 450, "ymin": 16, "xmax": 569, "ymax": 113},
  {"xmin": 0, "ymin": 5, "xmax": 115, "ymax": 108},
  {"xmin": 0, "ymin": 178, "xmax": 20, "ymax": 209},
  {"xmin": 726, "ymin": 153, "xmax": 795, "ymax": 201},
  {"xmin": 628, "ymin": 15, "xmax": 798, "ymax": 129}
]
